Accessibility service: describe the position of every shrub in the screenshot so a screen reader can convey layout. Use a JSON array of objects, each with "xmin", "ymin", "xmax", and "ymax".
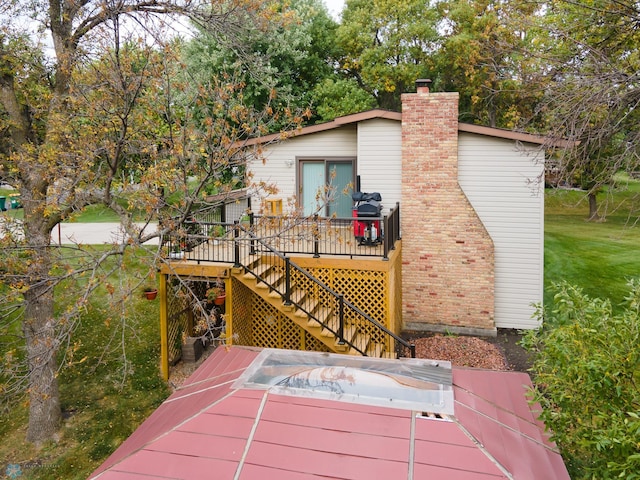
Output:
[{"xmin": 523, "ymin": 280, "xmax": 640, "ymax": 479}]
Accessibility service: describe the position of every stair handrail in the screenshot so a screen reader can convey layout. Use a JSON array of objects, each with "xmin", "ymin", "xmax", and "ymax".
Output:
[{"xmin": 236, "ymin": 224, "xmax": 415, "ymax": 358}]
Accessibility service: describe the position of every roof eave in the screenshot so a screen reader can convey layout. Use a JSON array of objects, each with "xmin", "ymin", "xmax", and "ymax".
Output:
[
  {"xmin": 458, "ymin": 123, "xmax": 573, "ymax": 148},
  {"xmin": 244, "ymin": 110, "xmax": 572, "ymax": 148},
  {"xmin": 244, "ymin": 109, "xmax": 401, "ymax": 146}
]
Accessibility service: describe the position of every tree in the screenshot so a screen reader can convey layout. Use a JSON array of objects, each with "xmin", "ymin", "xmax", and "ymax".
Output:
[
  {"xmin": 311, "ymin": 77, "xmax": 377, "ymax": 121},
  {"xmin": 435, "ymin": 0, "xmax": 541, "ymax": 129},
  {"xmin": 336, "ymin": 0, "xmax": 439, "ymax": 110},
  {"xmin": 523, "ymin": 281, "xmax": 640, "ymax": 478},
  {"xmin": 527, "ymin": 0, "xmax": 640, "ymax": 219},
  {"xmin": 183, "ymin": 0, "xmax": 339, "ymax": 125},
  {"xmin": 0, "ymin": 0, "xmax": 299, "ymax": 444}
]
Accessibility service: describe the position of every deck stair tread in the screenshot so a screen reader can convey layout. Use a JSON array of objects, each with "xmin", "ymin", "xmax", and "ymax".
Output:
[
  {"xmin": 321, "ymin": 316, "xmax": 340, "ymax": 337},
  {"xmin": 313, "ymin": 307, "xmax": 333, "ymax": 326},
  {"xmin": 256, "ymin": 270, "xmax": 283, "ymax": 289},
  {"xmin": 295, "ymin": 298, "xmax": 319, "ymax": 318},
  {"xmin": 349, "ymin": 332, "xmax": 372, "ymax": 355},
  {"xmin": 269, "ymin": 289, "xmax": 284, "ymax": 298},
  {"xmin": 307, "ymin": 318, "xmax": 322, "ymax": 328},
  {"xmin": 269, "ymin": 283, "xmax": 299, "ymax": 300},
  {"xmin": 244, "ymin": 262, "xmax": 271, "ymax": 279},
  {"xmin": 338, "ymin": 325, "xmax": 358, "ymax": 343},
  {"xmin": 289, "ymin": 289, "xmax": 306, "ymax": 304}
]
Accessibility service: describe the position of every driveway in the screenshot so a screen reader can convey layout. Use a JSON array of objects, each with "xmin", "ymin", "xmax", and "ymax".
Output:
[
  {"xmin": 51, "ymin": 222, "xmax": 160, "ymax": 245},
  {"xmin": 0, "ymin": 216, "xmax": 159, "ymax": 245}
]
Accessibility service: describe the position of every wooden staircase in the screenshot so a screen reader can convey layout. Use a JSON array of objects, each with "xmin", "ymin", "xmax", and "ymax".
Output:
[{"xmin": 231, "ymin": 257, "xmax": 395, "ymax": 358}]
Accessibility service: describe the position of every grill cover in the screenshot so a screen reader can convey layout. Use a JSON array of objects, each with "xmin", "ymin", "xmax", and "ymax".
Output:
[{"xmin": 352, "ymin": 192, "xmax": 382, "ymax": 217}]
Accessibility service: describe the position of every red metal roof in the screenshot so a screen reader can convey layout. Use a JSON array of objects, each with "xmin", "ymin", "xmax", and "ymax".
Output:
[{"xmin": 89, "ymin": 346, "xmax": 569, "ymax": 480}]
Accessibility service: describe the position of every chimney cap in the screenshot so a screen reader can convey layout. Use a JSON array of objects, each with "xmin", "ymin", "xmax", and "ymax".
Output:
[{"xmin": 415, "ymin": 79, "xmax": 432, "ymax": 90}]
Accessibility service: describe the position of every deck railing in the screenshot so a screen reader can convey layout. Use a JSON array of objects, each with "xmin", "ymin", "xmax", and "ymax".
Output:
[{"xmin": 166, "ymin": 203, "xmax": 401, "ymax": 263}]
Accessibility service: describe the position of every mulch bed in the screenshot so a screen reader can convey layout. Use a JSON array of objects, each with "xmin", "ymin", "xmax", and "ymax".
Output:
[
  {"xmin": 405, "ymin": 329, "xmax": 533, "ymax": 372},
  {"xmin": 410, "ymin": 335, "xmax": 509, "ymax": 370}
]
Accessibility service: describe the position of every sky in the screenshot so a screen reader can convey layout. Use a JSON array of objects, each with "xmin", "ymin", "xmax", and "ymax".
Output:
[{"xmin": 323, "ymin": 0, "xmax": 345, "ymax": 19}]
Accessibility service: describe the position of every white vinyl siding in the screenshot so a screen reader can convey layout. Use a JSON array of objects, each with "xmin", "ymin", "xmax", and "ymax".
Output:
[
  {"xmin": 356, "ymin": 119, "xmax": 402, "ymax": 216},
  {"xmin": 249, "ymin": 127, "xmax": 357, "ymax": 214},
  {"xmin": 250, "ymin": 121, "xmax": 545, "ymax": 331},
  {"xmin": 458, "ymin": 133, "xmax": 544, "ymax": 329}
]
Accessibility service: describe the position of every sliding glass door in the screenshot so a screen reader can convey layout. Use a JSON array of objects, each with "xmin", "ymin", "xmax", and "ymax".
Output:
[{"xmin": 300, "ymin": 159, "xmax": 354, "ymax": 217}]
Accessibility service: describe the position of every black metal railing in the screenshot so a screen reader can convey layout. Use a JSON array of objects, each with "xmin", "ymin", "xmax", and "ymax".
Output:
[
  {"xmin": 165, "ymin": 218, "xmax": 237, "ymax": 264},
  {"xmin": 166, "ymin": 203, "xmax": 402, "ymax": 263},
  {"xmin": 239, "ymin": 231, "xmax": 415, "ymax": 359}
]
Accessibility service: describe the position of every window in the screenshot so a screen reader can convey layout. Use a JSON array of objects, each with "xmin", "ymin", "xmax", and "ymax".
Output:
[{"xmin": 299, "ymin": 159, "xmax": 354, "ymax": 217}]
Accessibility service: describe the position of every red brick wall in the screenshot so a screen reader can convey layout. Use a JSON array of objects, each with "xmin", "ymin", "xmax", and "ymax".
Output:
[{"xmin": 400, "ymin": 87, "xmax": 495, "ymax": 332}]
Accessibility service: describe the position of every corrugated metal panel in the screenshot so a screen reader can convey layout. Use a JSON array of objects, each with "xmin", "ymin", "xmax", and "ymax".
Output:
[
  {"xmin": 458, "ymin": 133, "xmax": 544, "ymax": 330},
  {"xmin": 453, "ymin": 368, "xmax": 567, "ymax": 480},
  {"xmin": 89, "ymin": 347, "xmax": 260, "ymax": 478}
]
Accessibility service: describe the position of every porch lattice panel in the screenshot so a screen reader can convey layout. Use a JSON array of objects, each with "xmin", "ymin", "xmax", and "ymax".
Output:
[
  {"xmin": 304, "ymin": 333, "xmax": 331, "ymax": 353},
  {"xmin": 304, "ymin": 267, "xmax": 389, "ymax": 349},
  {"xmin": 230, "ymin": 280, "xmax": 254, "ymax": 347},
  {"xmin": 166, "ymin": 277, "xmax": 192, "ymax": 364},
  {"xmin": 246, "ymin": 297, "xmax": 301, "ymax": 350},
  {"xmin": 231, "ymin": 279, "xmax": 332, "ymax": 353}
]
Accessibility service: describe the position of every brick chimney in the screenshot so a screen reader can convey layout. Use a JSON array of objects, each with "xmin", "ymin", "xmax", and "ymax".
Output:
[{"xmin": 401, "ymin": 81, "xmax": 495, "ymax": 333}]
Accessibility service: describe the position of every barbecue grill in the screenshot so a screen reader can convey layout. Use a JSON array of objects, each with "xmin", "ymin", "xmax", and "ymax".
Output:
[{"xmin": 352, "ymin": 192, "xmax": 382, "ymax": 245}]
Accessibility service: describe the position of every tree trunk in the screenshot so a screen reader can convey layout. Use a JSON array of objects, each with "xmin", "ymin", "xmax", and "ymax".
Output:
[
  {"xmin": 587, "ymin": 191, "xmax": 600, "ymax": 221},
  {"xmin": 22, "ymin": 211, "xmax": 61, "ymax": 443},
  {"xmin": 23, "ymin": 287, "xmax": 61, "ymax": 443}
]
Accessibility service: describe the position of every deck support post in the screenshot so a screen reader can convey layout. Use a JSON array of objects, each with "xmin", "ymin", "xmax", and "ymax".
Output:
[
  {"xmin": 159, "ymin": 273, "xmax": 169, "ymax": 381},
  {"xmin": 233, "ymin": 221, "xmax": 241, "ymax": 268},
  {"xmin": 383, "ymin": 215, "xmax": 389, "ymax": 261},
  {"xmin": 249, "ymin": 213, "xmax": 256, "ymax": 255}
]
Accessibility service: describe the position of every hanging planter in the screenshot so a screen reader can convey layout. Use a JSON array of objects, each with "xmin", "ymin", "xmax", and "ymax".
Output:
[
  {"xmin": 206, "ymin": 281, "xmax": 226, "ymax": 306},
  {"xmin": 143, "ymin": 287, "xmax": 158, "ymax": 300}
]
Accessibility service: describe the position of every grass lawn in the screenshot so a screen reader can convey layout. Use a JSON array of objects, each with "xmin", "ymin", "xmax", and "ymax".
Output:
[
  {"xmin": 544, "ymin": 177, "xmax": 640, "ymax": 312},
  {"xmin": 0, "ymin": 247, "xmax": 168, "ymax": 479}
]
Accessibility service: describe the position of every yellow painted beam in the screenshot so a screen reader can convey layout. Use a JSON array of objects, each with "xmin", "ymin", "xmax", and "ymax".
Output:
[
  {"xmin": 225, "ymin": 277, "xmax": 233, "ymax": 346},
  {"xmin": 159, "ymin": 273, "xmax": 169, "ymax": 381},
  {"xmin": 158, "ymin": 262, "xmax": 230, "ymax": 279}
]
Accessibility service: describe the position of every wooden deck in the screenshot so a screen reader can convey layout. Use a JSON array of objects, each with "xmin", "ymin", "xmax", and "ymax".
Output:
[{"xmin": 157, "ymin": 238, "xmax": 404, "ymax": 379}]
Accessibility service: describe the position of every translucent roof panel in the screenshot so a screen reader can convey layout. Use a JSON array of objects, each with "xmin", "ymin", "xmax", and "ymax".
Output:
[{"xmin": 232, "ymin": 349, "xmax": 454, "ymax": 414}]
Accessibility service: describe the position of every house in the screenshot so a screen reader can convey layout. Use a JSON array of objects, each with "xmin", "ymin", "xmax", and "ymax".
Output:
[
  {"xmin": 157, "ymin": 81, "xmax": 550, "ymax": 374},
  {"xmin": 88, "ymin": 345, "xmax": 570, "ymax": 479},
  {"xmin": 246, "ymin": 80, "xmax": 547, "ymax": 335}
]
